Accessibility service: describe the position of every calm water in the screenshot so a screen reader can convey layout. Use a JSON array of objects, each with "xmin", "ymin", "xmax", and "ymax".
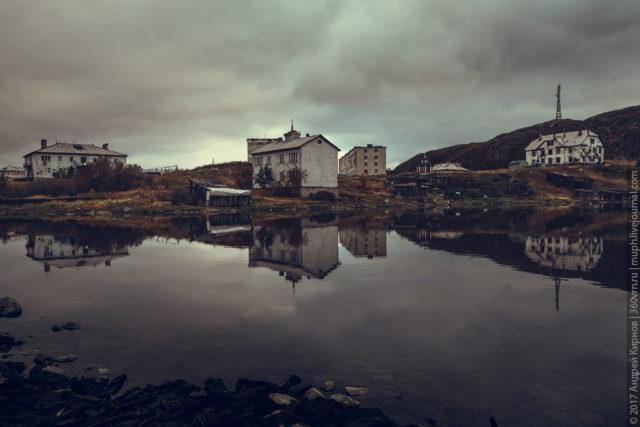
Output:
[{"xmin": 0, "ymin": 207, "xmax": 627, "ymax": 426}]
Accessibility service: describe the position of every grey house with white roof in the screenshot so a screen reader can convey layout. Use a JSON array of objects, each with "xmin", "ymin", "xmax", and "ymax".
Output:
[
  {"xmin": 525, "ymin": 130, "xmax": 604, "ymax": 166},
  {"xmin": 248, "ymin": 125, "xmax": 340, "ymax": 197},
  {"xmin": 24, "ymin": 139, "xmax": 127, "ymax": 179}
]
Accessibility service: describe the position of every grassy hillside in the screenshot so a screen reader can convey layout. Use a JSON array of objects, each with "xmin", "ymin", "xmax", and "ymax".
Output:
[{"xmin": 395, "ymin": 105, "xmax": 640, "ymax": 172}]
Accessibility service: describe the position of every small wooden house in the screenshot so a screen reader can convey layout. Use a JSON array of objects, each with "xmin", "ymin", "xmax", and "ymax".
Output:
[{"xmin": 188, "ymin": 178, "xmax": 251, "ymax": 207}]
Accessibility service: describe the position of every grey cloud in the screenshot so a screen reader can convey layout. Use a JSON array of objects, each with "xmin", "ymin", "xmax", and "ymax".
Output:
[{"xmin": 0, "ymin": 0, "xmax": 639, "ymax": 169}]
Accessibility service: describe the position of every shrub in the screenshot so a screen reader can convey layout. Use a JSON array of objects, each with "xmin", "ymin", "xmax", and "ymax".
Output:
[
  {"xmin": 309, "ymin": 190, "xmax": 336, "ymax": 201},
  {"xmin": 170, "ymin": 186, "xmax": 191, "ymax": 204},
  {"xmin": 229, "ymin": 162, "xmax": 253, "ymax": 189},
  {"xmin": 255, "ymin": 165, "xmax": 274, "ymax": 188}
]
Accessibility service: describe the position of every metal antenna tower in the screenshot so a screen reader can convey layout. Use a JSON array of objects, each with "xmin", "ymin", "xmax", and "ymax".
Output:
[{"xmin": 555, "ymin": 84, "xmax": 562, "ymax": 120}]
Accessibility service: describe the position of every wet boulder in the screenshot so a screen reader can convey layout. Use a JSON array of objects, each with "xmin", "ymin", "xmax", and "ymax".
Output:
[
  {"xmin": 0, "ymin": 334, "xmax": 21, "ymax": 353},
  {"xmin": 0, "ymin": 297, "xmax": 22, "ymax": 318}
]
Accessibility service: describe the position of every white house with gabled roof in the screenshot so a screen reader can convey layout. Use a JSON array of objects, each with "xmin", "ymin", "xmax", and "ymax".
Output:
[
  {"xmin": 525, "ymin": 130, "xmax": 604, "ymax": 166},
  {"xmin": 249, "ymin": 125, "xmax": 340, "ymax": 197},
  {"xmin": 24, "ymin": 139, "xmax": 127, "ymax": 179}
]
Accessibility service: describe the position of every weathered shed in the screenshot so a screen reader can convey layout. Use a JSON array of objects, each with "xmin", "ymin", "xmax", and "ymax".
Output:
[{"xmin": 188, "ymin": 178, "xmax": 251, "ymax": 207}]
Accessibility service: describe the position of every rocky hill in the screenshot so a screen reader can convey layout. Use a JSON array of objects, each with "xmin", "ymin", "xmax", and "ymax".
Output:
[{"xmin": 394, "ymin": 105, "xmax": 640, "ymax": 172}]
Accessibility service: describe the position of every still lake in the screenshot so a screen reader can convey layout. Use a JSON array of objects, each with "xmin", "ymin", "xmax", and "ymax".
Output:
[{"xmin": 0, "ymin": 207, "xmax": 627, "ymax": 426}]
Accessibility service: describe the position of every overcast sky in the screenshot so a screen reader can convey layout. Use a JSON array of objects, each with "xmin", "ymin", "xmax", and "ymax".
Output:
[{"xmin": 1, "ymin": 0, "xmax": 639, "ymax": 169}]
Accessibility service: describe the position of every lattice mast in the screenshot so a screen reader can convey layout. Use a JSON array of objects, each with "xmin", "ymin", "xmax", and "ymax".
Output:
[{"xmin": 555, "ymin": 84, "xmax": 562, "ymax": 120}]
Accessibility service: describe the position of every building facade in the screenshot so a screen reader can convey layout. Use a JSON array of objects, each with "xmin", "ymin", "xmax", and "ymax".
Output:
[
  {"xmin": 339, "ymin": 144, "xmax": 386, "ymax": 176},
  {"xmin": 23, "ymin": 139, "xmax": 127, "ymax": 179},
  {"xmin": 525, "ymin": 130, "xmax": 604, "ymax": 167},
  {"xmin": 0, "ymin": 165, "xmax": 26, "ymax": 179},
  {"xmin": 249, "ymin": 127, "xmax": 340, "ymax": 197}
]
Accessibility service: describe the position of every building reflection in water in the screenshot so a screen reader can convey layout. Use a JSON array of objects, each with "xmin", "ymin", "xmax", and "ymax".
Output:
[
  {"xmin": 339, "ymin": 228, "xmax": 387, "ymax": 258},
  {"xmin": 26, "ymin": 234, "xmax": 129, "ymax": 272},
  {"xmin": 525, "ymin": 235, "xmax": 604, "ymax": 313},
  {"xmin": 524, "ymin": 235, "xmax": 603, "ymax": 272},
  {"xmin": 248, "ymin": 217, "xmax": 339, "ymax": 291}
]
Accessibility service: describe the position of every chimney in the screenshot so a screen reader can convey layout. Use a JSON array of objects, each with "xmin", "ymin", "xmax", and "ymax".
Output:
[
  {"xmin": 41, "ymin": 139, "xmax": 47, "ymax": 149},
  {"xmin": 102, "ymin": 143, "xmax": 109, "ymax": 150}
]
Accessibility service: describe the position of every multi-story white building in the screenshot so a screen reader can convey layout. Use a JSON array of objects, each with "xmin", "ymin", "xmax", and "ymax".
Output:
[
  {"xmin": 339, "ymin": 144, "xmax": 386, "ymax": 176},
  {"xmin": 525, "ymin": 130, "xmax": 604, "ymax": 166},
  {"xmin": 23, "ymin": 139, "xmax": 127, "ymax": 179},
  {"xmin": 249, "ymin": 126, "xmax": 340, "ymax": 197}
]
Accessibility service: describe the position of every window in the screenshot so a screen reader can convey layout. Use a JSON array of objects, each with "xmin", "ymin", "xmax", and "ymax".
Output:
[
  {"xmin": 290, "ymin": 251, "xmax": 298, "ymax": 263},
  {"xmin": 374, "ymin": 148, "xmax": 378, "ymax": 152},
  {"xmin": 374, "ymin": 169, "xmax": 378, "ymax": 174},
  {"xmin": 547, "ymin": 158, "xmax": 552, "ymax": 164},
  {"xmin": 266, "ymin": 156, "xmax": 271, "ymax": 165},
  {"xmin": 364, "ymin": 169, "xmax": 368, "ymax": 173},
  {"xmin": 374, "ymin": 162, "xmax": 378, "ymax": 166},
  {"xmin": 555, "ymin": 148, "xmax": 561, "ymax": 154},
  {"xmin": 590, "ymin": 138, "xmax": 594, "ymax": 144},
  {"xmin": 556, "ymin": 157, "xmax": 561, "ymax": 163},
  {"xmin": 364, "ymin": 149, "xmax": 367, "ymax": 153},
  {"xmin": 70, "ymin": 157, "xmax": 74, "ymax": 162},
  {"xmin": 58, "ymin": 156, "xmax": 62, "ymax": 161},
  {"xmin": 41, "ymin": 155, "xmax": 51, "ymax": 162},
  {"xmin": 46, "ymin": 168, "xmax": 50, "ymax": 173},
  {"xmin": 364, "ymin": 155, "xmax": 368, "ymax": 159},
  {"xmin": 255, "ymin": 157, "xmax": 263, "ymax": 166},
  {"xmin": 374, "ymin": 155, "xmax": 378, "ymax": 159},
  {"xmin": 81, "ymin": 157, "xmax": 87, "ymax": 164},
  {"xmin": 364, "ymin": 162, "xmax": 368, "ymax": 166},
  {"xmin": 317, "ymin": 140, "xmax": 322, "ymax": 144},
  {"xmin": 288, "ymin": 152, "xmax": 298, "ymax": 163},
  {"xmin": 279, "ymin": 154, "xmax": 285, "ymax": 164}
]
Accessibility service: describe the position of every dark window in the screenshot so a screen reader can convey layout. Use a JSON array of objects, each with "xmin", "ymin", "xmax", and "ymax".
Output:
[
  {"xmin": 81, "ymin": 157, "xmax": 87, "ymax": 164},
  {"xmin": 70, "ymin": 157, "xmax": 74, "ymax": 162},
  {"xmin": 279, "ymin": 154, "xmax": 284, "ymax": 164}
]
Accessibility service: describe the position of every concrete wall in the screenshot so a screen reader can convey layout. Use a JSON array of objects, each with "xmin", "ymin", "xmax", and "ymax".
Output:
[{"xmin": 300, "ymin": 138, "xmax": 338, "ymax": 188}]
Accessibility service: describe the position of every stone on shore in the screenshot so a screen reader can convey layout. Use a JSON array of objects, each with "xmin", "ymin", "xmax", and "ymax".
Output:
[
  {"xmin": 303, "ymin": 387, "xmax": 325, "ymax": 401},
  {"xmin": 321, "ymin": 380, "xmax": 335, "ymax": 391},
  {"xmin": 42, "ymin": 365, "xmax": 65, "ymax": 375},
  {"xmin": 268, "ymin": 393, "xmax": 297, "ymax": 406},
  {"xmin": 345, "ymin": 386, "xmax": 369, "ymax": 396},
  {"xmin": 0, "ymin": 297, "xmax": 22, "ymax": 318},
  {"xmin": 330, "ymin": 394, "xmax": 360, "ymax": 407}
]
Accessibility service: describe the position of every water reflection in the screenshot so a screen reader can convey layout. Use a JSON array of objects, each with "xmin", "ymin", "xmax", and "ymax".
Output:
[
  {"xmin": 339, "ymin": 228, "xmax": 387, "ymax": 258},
  {"xmin": 524, "ymin": 235, "xmax": 603, "ymax": 272},
  {"xmin": 0, "ymin": 208, "xmax": 628, "ymax": 425},
  {"xmin": 249, "ymin": 217, "xmax": 339, "ymax": 288},
  {"xmin": 26, "ymin": 234, "xmax": 129, "ymax": 271}
]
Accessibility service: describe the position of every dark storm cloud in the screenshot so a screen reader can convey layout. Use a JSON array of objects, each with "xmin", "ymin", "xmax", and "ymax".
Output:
[{"xmin": 1, "ymin": 0, "xmax": 639, "ymax": 168}]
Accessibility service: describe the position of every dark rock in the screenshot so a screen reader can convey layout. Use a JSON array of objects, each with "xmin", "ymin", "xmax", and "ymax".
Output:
[
  {"xmin": 490, "ymin": 415, "xmax": 499, "ymax": 427},
  {"xmin": 61, "ymin": 321, "xmax": 81, "ymax": 331},
  {"xmin": 288, "ymin": 382, "xmax": 312, "ymax": 397},
  {"xmin": 51, "ymin": 326, "xmax": 62, "ymax": 332},
  {"xmin": 0, "ymin": 297, "xmax": 22, "ymax": 318},
  {"xmin": 204, "ymin": 377, "xmax": 230, "ymax": 403},
  {"xmin": 282, "ymin": 374, "xmax": 302, "ymax": 389},
  {"xmin": 0, "ymin": 333, "xmax": 21, "ymax": 353},
  {"xmin": 33, "ymin": 354, "xmax": 54, "ymax": 366}
]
